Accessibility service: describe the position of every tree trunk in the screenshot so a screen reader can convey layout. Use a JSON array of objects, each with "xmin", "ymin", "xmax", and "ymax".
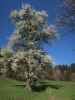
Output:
[{"xmin": 26, "ymin": 79, "xmax": 32, "ymax": 91}]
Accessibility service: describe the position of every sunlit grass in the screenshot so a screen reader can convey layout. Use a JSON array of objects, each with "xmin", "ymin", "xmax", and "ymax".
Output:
[{"xmin": 0, "ymin": 78, "xmax": 75, "ymax": 100}]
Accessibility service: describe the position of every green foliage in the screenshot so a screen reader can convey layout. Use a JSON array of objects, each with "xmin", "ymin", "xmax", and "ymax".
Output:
[
  {"xmin": 71, "ymin": 63, "xmax": 75, "ymax": 72},
  {"xmin": 10, "ymin": 10, "xmax": 18, "ymax": 20},
  {"xmin": 1, "ymin": 48, "xmax": 13, "ymax": 58}
]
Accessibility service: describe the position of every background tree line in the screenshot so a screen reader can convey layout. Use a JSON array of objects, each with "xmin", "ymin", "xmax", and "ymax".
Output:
[{"xmin": 48, "ymin": 63, "xmax": 75, "ymax": 81}]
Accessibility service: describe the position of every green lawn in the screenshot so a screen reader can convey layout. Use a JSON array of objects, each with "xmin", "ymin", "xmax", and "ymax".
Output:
[{"xmin": 0, "ymin": 78, "xmax": 75, "ymax": 100}]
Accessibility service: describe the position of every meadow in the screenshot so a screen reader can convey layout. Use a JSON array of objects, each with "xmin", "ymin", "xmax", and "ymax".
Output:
[{"xmin": 0, "ymin": 78, "xmax": 75, "ymax": 100}]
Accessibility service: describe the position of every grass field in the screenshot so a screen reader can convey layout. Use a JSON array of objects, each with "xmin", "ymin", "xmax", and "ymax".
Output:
[{"xmin": 0, "ymin": 78, "xmax": 75, "ymax": 100}]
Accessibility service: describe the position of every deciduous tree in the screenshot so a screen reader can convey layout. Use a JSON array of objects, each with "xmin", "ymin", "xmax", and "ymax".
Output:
[{"xmin": 7, "ymin": 4, "xmax": 57, "ymax": 90}]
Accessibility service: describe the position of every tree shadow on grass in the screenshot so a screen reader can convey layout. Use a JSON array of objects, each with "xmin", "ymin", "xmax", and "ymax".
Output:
[
  {"xmin": 40, "ymin": 81, "xmax": 63, "ymax": 89},
  {"xmin": 14, "ymin": 82, "xmax": 63, "ymax": 92},
  {"xmin": 14, "ymin": 84, "xmax": 26, "ymax": 88},
  {"xmin": 31, "ymin": 83, "xmax": 63, "ymax": 92}
]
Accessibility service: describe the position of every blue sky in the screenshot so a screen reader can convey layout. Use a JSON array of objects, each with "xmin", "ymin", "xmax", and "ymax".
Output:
[{"xmin": 0, "ymin": 0, "xmax": 75, "ymax": 64}]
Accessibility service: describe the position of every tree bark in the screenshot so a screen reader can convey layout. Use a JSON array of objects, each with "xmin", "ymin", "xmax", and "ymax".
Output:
[{"xmin": 26, "ymin": 79, "xmax": 32, "ymax": 91}]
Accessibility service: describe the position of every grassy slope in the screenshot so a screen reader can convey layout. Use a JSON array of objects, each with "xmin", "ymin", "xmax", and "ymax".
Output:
[{"xmin": 0, "ymin": 79, "xmax": 75, "ymax": 100}]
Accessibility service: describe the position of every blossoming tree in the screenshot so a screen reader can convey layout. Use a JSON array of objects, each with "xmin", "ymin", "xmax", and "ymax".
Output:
[{"xmin": 7, "ymin": 4, "xmax": 57, "ymax": 90}]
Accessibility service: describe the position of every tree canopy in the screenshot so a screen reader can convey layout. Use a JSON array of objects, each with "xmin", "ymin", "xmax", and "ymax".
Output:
[{"xmin": 8, "ymin": 4, "xmax": 57, "ymax": 51}]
